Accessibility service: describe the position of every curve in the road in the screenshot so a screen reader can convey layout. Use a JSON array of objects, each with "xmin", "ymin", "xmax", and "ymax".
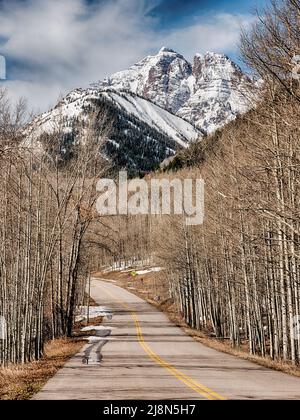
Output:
[
  {"xmin": 103, "ymin": 285, "xmax": 226, "ymax": 400},
  {"xmin": 34, "ymin": 279, "xmax": 300, "ymax": 400}
]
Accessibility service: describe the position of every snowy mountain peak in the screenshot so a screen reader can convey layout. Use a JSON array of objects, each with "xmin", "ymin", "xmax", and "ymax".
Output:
[
  {"xmin": 96, "ymin": 47, "xmax": 192, "ymax": 114},
  {"xmin": 159, "ymin": 46, "xmax": 177, "ymax": 54},
  {"xmin": 192, "ymin": 51, "xmax": 245, "ymax": 83},
  {"xmin": 95, "ymin": 48, "xmax": 254, "ymax": 133},
  {"xmin": 193, "ymin": 52, "xmax": 242, "ymax": 73},
  {"xmin": 198, "ymin": 51, "xmax": 229, "ymax": 59},
  {"xmin": 25, "ymin": 47, "xmax": 256, "ymax": 175}
]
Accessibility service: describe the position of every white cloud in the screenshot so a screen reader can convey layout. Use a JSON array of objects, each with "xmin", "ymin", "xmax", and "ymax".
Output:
[
  {"xmin": 3, "ymin": 80, "xmax": 66, "ymax": 115},
  {"xmin": 0, "ymin": 0, "xmax": 253, "ymax": 113},
  {"xmin": 164, "ymin": 13, "xmax": 255, "ymax": 61}
]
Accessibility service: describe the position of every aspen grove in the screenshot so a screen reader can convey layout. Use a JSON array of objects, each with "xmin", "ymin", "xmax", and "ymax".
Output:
[
  {"xmin": 0, "ymin": 96, "xmax": 108, "ymax": 365},
  {"xmin": 98, "ymin": 0, "xmax": 300, "ymax": 364}
]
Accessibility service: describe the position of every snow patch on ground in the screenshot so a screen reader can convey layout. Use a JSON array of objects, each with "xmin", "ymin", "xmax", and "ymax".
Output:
[
  {"xmin": 84, "ymin": 336, "xmax": 115, "ymax": 343},
  {"xmin": 135, "ymin": 267, "xmax": 163, "ymax": 275},
  {"xmin": 76, "ymin": 306, "xmax": 112, "ymax": 322},
  {"xmin": 81, "ymin": 325, "xmax": 115, "ymax": 332},
  {"xmin": 102, "ymin": 259, "xmax": 153, "ymax": 273},
  {"xmin": 102, "ymin": 262, "xmax": 163, "ymax": 275},
  {"xmin": 81, "ymin": 325, "xmax": 116, "ymax": 344}
]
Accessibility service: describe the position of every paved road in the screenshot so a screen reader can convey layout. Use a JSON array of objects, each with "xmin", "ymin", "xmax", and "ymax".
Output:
[{"xmin": 34, "ymin": 279, "xmax": 300, "ymax": 400}]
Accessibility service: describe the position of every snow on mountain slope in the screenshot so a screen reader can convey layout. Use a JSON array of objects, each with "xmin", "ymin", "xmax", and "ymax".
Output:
[
  {"xmin": 95, "ymin": 48, "xmax": 255, "ymax": 134},
  {"xmin": 101, "ymin": 91, "xmax": 198, "ymax": 147},
  {"xmin": 26, "ymin": 88, "xmax": 199, "ymax": 147},
  {"xmin": 25, "ymin": 88, "xmax": 200, "ymax": 174}
]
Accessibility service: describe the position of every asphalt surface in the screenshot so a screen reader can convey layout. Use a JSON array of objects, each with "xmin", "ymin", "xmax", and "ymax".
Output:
[{"xmin": 34, "ymin": 279, "xmax": 300, "ymax": 400}]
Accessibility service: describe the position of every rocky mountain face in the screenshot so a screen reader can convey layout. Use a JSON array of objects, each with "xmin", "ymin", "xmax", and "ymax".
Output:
[
  {"xmin": 96, "ymin": 47, "xmax": 193, "ymax": 115},
  {"xmin": 25, "ymin": 47, "xmax": 254, "ymax": 174},
  {"xmin": 95, "ymin": 47, "xmax": 253, "ymax": 134}
]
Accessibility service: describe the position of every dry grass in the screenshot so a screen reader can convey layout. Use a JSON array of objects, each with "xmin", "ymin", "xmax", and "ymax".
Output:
[
  {"xmin": 0, "ymin": 315, "xmax": 103, "ymax": 400},
  {"xmin": 0, "ymin": 338, "xmax": 84, "ymax": 400},
  {"xmin": 96, "ymin": 269, "xmax": 300, "ymax": 378},
  {"xmin": 166, "ymin": 312, "xmax": 300, "ymax": 379}
]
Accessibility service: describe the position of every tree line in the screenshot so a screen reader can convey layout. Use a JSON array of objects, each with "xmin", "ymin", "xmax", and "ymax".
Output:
[{"xmin": 0, "ymin": 98, "xmax": 109, "ymax": 365}]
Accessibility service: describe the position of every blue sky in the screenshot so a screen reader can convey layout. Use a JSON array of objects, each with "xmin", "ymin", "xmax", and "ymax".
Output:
[
  {"xmin": 0, "ymin": 0, "xmax": 267, "ymax": 112},
  {"xmin": 147, "ymin": 0, "xmax": 266, "ymax": 27}
]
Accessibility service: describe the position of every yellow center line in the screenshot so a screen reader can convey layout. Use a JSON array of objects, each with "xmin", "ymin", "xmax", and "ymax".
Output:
[{"xmin": 101, "ymin": 284, "xmax": 226, "ymax": 401}]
